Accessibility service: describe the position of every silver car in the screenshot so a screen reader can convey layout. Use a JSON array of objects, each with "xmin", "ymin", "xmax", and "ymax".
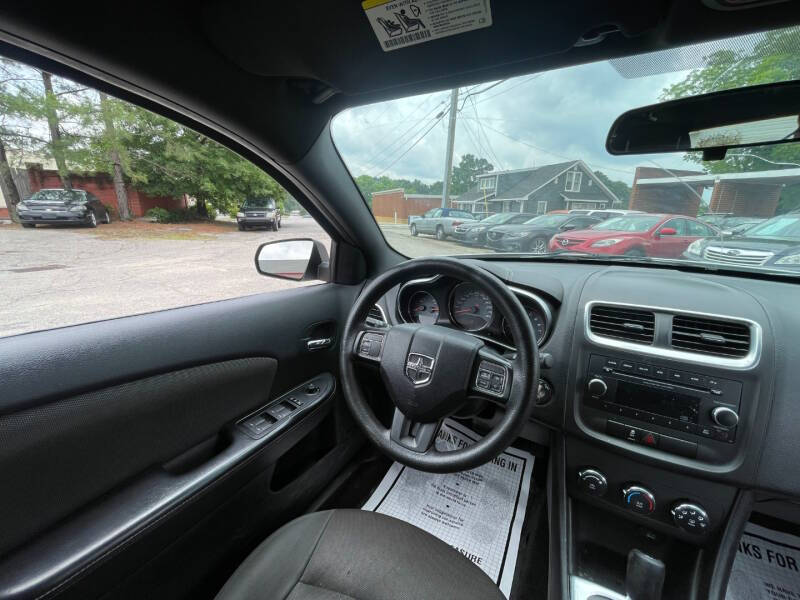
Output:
[{"xmin": 409, "ymin": 208, "xmax": 477, "ymax": 240}]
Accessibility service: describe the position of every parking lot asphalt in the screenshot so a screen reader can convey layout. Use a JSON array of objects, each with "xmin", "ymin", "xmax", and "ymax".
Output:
[{"xmin": 0, "ymin": 217, "xmax": 494, "ymax": 338}]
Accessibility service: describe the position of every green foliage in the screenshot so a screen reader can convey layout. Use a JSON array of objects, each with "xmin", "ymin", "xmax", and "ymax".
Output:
[
  {"xmin": 0, "ymin": 58, "xmax": 289, "ymax": 216},
  {"xmin": 660, "ymin": 27, "xmax": 800, "ymax": 214},
  {"xmin": 146, "ymin": 205, "xmax": 218, "ymax": 224},
  {"xmin": 146, "ymin": 207, "xmax": 176, "ymax": 223},
  {"xmin": 593, "ymin": 171, "xmax": 631, "ymax": 207},
  {"xmin": 451, "ymin": 153, "xmax": 493, "ymax": 195},
  {"xmin": 354, "ymin": 154, "xmax": 493, "ymax": 204}
]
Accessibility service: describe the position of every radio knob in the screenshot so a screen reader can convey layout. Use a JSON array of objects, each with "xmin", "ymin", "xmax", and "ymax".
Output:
[
  {"xmin": 587, "ymin": 378, "xmax": 608, "ymax": 397},
  {"xmin": 671, "ymin": 502, "xmax": 710, "ymax": 534},
  {"xmin": 622, "ymin": 485, "xmax": 656, "ymax": 515},
  {"xmin": 711, "ymin": 406, "xmax": 739, "ymax": 429}
]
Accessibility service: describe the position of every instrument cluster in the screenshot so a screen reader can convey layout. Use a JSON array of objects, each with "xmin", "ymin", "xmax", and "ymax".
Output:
[{"xmin": 397, "ymin": 276, "xmax": 553, "ymax": 349}]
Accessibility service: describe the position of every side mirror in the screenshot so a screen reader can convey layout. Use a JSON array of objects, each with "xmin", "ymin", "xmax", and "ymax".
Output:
[
  {"xmin": 721, "ymin": 229, "xmax": 735, "ymax": 238},
  {"xmin": 254, "ymin": 238, "xmax": 329, "ymax": 281},
  {"xmin": 658, "ymin": 227, "xmax": 677, "ymax": 236}
]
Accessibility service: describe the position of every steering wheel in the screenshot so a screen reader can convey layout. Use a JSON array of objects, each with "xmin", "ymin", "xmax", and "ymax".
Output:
[{"xmin": 340, "ymin": 257, "xmax": 539, "ymax": 473}]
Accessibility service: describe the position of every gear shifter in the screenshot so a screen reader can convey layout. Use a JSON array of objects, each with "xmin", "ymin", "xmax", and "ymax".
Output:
[
  {"xmin": 586, "ymin": 549, "xmax": 665, "ymax": 600},
  {"xmin": 625, "ymin": 549, "xmax": 665, "ymax": 600}
]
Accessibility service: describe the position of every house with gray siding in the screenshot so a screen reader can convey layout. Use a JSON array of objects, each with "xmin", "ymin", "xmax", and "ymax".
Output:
[{"xmin": 453, "ymin": 160, "xmax": 619, "ymax": 215}]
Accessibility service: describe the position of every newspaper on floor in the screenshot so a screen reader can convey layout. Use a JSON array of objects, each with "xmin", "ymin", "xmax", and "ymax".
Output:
[
  {"xmin": 362, "ymin": 418, "xmax": 534, "ymax": 599},
  {"xmin": 727, "ymin": 521, "xmax": 800, "ymax": 600}
]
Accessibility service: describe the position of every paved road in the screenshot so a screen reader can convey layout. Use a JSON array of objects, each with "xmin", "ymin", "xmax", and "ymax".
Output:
[
  {"xmin": 0, "ymin": 217, "xmax": 492, "ymax": 338},
  {"xmin": 0, "ymin": 217, "xmax": 330, "ymax": 337}
]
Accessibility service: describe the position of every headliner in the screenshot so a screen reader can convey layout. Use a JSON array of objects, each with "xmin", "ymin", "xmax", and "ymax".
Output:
[{"xmin": 0, "ymin": 0, "xmax": 798, "ymax": 165}]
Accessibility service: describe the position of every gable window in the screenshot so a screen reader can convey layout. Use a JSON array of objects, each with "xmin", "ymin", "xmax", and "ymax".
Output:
[
  {"xmin": 565, "ymin": 171, "xmax": 582, "ymax": 192},
  {"xmin": 480, "ymin": 176, "xmax": 496, "ymax": 190}
]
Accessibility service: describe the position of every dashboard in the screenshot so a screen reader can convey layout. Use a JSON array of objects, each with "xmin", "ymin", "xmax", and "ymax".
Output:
[
  {"xmin": 396, "ymin": 275, "xmax": 554, "ymax": 350},
  {"xmin": 374, "ymin": 258, "xmax": 800, "ymax": 546}
]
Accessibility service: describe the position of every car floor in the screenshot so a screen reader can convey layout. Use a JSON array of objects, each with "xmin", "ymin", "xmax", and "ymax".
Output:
[{"xmin": 312, "ymin": 422, "xmax": 550, "ymax": 600}]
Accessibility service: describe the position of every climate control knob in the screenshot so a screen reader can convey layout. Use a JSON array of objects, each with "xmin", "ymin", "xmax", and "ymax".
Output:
[
  {"xmin": 578, "ymin": 468, "xmax": 608, "ymax": 497},
  {"xmin": 587, "ymin": 378, "xmax": 608, "ymax": 398},
  {"xmin": 622, "ymin": 485, "xmax": 656, "ymax": 515},
  {"xmin": 711, "ymin": 406, "xmax": 739, "ymax": 429},
  {"xmin": 671, "ymin": 502, "xmax": 710, "ymax": 534}
]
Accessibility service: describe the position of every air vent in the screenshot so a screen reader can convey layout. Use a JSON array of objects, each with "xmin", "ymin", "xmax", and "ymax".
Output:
[
  {"xmin": 366, "ymin": 304, "xmax": 386, "ymax": 326},
  {"xmin": 671, "ymin": 316, "xmax": 751, "ymax": 358},
  {"xmin": 589, "ymin": 305, "xmax": 655, "ymax": 344}
]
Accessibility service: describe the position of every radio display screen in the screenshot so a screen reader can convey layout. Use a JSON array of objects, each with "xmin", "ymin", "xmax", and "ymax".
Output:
[{"xmin": 613, "ymin": 380, "xmax": 699, "ymax": 423}]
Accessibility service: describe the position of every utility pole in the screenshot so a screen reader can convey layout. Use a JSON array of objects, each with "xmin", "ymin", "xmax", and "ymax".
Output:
[{"xmin": 441, "ymin": 88, "xmax": 459, "ymax": 208}]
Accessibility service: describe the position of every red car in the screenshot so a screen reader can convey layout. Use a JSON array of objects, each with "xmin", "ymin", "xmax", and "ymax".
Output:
[{"xmin": 549, "ymin": 213, "xmax": 719, "ymax": 258}]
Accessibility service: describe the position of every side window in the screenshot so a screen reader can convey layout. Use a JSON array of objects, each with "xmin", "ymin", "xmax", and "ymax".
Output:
[
  {"xmin": 510, "ymin": 214, "xmax": 530, "ymax": 224},
  {"xmin": 687, "ymin": 220, "xmax": 714, "ymax": 236},
  {"xmin": 423, "ymin": 208, "xmax": 437, "ymax": 218},
  {"xmin": 432, "ymin": 208, "xmax": 443, "ymax": 218},
  {"xmin": 1, "ymin": 55, "xmax": 329, "ymax": 338}
]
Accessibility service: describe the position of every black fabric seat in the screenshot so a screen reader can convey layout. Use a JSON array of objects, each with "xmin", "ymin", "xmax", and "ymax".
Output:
[{"xmin": 215, "ymin": 509, "xmax": 506, "ymax": 600}]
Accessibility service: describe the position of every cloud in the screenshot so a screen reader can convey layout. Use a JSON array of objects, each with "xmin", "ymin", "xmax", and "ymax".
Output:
[{"xmin": 331, "ymin": 60, "xmax": 693, "ymax": 186}]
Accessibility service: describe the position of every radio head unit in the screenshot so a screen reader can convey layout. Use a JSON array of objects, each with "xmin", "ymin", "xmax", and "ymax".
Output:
[{"xmin": 584, "ymin": 354, "xmax": 743, "ymax": 449}]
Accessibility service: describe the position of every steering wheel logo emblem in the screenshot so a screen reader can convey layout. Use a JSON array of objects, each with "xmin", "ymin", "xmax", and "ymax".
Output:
[{"xmin": 405, "ymin": 353, "xmax": 435, "ymax": 385}]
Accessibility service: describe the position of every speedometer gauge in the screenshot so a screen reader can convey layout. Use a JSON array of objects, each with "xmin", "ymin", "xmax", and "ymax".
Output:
[
  {"xmin": 503, "ymin": 307, "xmax": 547, "ymax": 344},
  {"xmin": 450, "ymin": 283, "xmax": 494, "ymax": 332},
  {"xmin": 408, "ymin": 291, "xmax": 439, "ymax": 325}
]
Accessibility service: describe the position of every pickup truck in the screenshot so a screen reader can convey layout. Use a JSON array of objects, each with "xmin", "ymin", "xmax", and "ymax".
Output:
[{"xmin": 409, "ymin": 207, "xmax": 477, "ymax": 240}]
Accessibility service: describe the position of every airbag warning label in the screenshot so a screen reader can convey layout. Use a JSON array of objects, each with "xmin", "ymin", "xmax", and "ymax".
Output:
[{"xmin": 362, "ymin": 0, "xmax": 492, "ymax": 52}]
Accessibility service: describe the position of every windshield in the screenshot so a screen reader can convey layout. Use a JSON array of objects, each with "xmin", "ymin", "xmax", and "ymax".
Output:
[
  {"xmin": 592, "ymin": 216, "xmax": 662, "ymax": 232},
  {"xmin": 28, "ymin": 190, "xmax": 84, "ymax": 202},
  {"xmin": 523, "ymin": 215, "xmax": 568, "ymax": 227},
  {"xmin": 746, "ymin": 215, "xmax": 800, "ymax": 238},
  {"xmin": 244, "ymin": 197, "xmax": 275, "ymax": 208},
  {"xmin": 331, "ymin": 25, "xmax": 800, "ymax": 273}
]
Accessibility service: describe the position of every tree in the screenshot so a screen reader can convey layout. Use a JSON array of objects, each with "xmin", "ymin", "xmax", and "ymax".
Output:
[
  {"xmin": 0, "ymin": 138, "xmax": 20, "ymax": 221},
  {"xmin": 451, "ymin": 154, "xmax": 493, "ymax": 195},
  {"xmin": 40, "ymin": 71, "xmax": 72, "ymax": 190},
  {"xmin": 354, "ymin": 174, "xmax": 442, "ymax": 207},
  {"xmin": 593, "ymin": 170, "xmax": 631, "ymax": 207},
  {"xmin": 97, "ymin": 92, "xmax": 130, "ymax": 219},
  {"xmin": 660, "ymin": 27, "xmax": 800, "ymax": 213}
]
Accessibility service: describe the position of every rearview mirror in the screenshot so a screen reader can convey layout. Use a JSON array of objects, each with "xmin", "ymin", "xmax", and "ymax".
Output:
[
  {"xmin": 254, "ymin": 238, "xmax": 329, "ymax": 281},
  {"xmin": 607, "ymin": 80, "xmax": 800, "ymax": 160},
  {"xmin": 658, "ymin": 227, "xmax": 677, "ymax": 236}
]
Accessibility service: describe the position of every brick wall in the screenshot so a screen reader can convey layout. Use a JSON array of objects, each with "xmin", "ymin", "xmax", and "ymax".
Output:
[
  {"xmin": 371, "ymin": 189, "xmax": 449, "ymax": 223},
  {"xmin": 709, "ymin": 182, "xmax": 780, "ymax": 217},
  {"xmin": 629, "ymin": 167, "xmax": 705, "ymax": 216},
  {"xmin": 0, "ymin": 207, "xmax": 8, "ymax": 219},
  {"xmin": 27, "ymin": 168, "xmax": 184, "ymax": 218}
]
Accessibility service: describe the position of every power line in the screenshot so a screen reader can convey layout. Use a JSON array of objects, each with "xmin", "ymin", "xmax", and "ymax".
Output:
[
  {"xmin": 457, "ymin": 80, "xmax": 507, "ymax": 111},
  {"xmin": 376, "ymin": 107, "xmax": 451, "ymax": 177},
  {"xmin": 469, "ymin": 95, "xmax": 504, "ymax": 170},
  {"xmin": 477, "ymin": 121, "xmax": 635, "ymax": 176},
  {"xmin": 475, "ymin": 74, "xmax": 541, "ymax": 105}
]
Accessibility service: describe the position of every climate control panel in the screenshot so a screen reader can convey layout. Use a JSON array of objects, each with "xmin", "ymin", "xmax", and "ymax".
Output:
[{"xmin": 575, "ymin": 467, "xmax": 712, "ymax": 536}]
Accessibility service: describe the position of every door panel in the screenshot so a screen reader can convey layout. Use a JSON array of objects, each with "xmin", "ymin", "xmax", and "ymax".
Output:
[{"xmin": 0, "ymin": 282, "xmax": 364, "ymax": 600}]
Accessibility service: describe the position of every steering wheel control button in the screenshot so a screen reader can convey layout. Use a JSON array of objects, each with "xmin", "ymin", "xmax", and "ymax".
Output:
[
  {"xmin": 357, "ymin": 331, "xmax": 385, "ymax": 361},
  {"xmin": 587, "ymin": 378, "xmax": 608, "ymax": 398},
  {"xmin": 711, "ymin": 406, "xmax": 739, "ymax": 429},
  {"xmin": 578, "ymin": 468, "xmax": 608, "ymax": 497},
  {"xmin": 475, "ymin": 360, "xmax": 507, "ymax": 397},
  {"xmin": 671, "ymin": 502, "xmax": 710, "ymax": 534},
  {"xmin": 622, "ymin": 485, "xmax": 656, "ymax": 515}
]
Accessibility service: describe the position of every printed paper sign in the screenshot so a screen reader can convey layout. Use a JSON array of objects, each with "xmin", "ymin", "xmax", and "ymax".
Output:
[
  {"xmin": 362, "ymin": 0, "xmax": 493, "ymax": 52},
  {"xmin": 362, "ymin": 418, "xmax": 534, "ymax": 598},
  {"xmin": 727, "ymin": 522, "xmax": 800, "ymax": 600}
]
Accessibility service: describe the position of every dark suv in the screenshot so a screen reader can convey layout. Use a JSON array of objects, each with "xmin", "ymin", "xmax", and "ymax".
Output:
[
  {"xmin": 16, "ymin": 189, "xmax": 111, "ymax": 228},
  {"xmin": 236, "ymin": 197, "xmax": 281, "ymax": 231}
]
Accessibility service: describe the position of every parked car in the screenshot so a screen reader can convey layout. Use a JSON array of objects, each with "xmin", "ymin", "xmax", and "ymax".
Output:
[
  {"xmin": 451, "ymin": 212, "xmax": 536, "ymax": 246},
  {"xmin": 550, "ymin": 213, "xmax": 719, "ymax": 257},
  {"xmin": 486, "ymin": 213, "xmax": 604, "ymax": 253},
  {"xmin": 684, "ymin": 212, "xmax": 800, "ymax": 270},
  {"xmin": 572, "ymin": 208, "xmax": 643, "ymax": 220},
  {"xmin": 16, "ymin": 189, "xmax": 112, "ymax": 228},
  {"xmin": 236, "ymin": 196, "xmax": 281, "ymax": 231},
  {"xmin": 718, "ymin": 216, "xmax": 767, "ymax": 236},
  {"xmin": 409, "ymin": 207, "xmax": 476, "ymax": 240}
]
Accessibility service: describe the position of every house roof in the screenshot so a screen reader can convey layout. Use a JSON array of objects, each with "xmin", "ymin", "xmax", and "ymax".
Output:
[
  {"xmin": 494, "ymin": 161, "xmax": 577, "ymax": 200},
  {"xmin": 455, "ymin": 188, "xmax": 495, "ymax": 204}
]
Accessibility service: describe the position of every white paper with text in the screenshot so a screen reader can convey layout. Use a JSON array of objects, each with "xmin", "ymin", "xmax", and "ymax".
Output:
[
  {"xmin": 362, "ymin": 418, "xmax": 534, "ymax": 598},
  {"xmin": 727, "ymin": 522, "xmax": 800, "ymax": 600}
]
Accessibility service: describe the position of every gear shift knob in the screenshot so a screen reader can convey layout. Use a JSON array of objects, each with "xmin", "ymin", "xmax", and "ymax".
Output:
[{"xmin": 625, "ymin": 549, "xmax": 665, "ymax": 600}]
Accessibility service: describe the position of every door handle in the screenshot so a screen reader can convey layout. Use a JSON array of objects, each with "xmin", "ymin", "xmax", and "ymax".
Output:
[{"xmin": 307, "ymin": 337, "xmax": 332, "ymax": 351}]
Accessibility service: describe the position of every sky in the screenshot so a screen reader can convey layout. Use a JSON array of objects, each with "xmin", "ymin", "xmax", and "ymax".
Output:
[{"xmin": 331, "ymin": 60, "xmax": 691, "ymax": 188}]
